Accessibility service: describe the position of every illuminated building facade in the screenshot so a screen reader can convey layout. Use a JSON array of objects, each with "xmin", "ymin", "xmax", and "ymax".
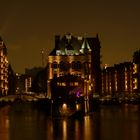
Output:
[
  {"xmin": 133, "ymin": 50, "xmax": 140, "ymax": 94},
  {"xmin": 47, "ymin": 33, "xmax": 101, "ymax": 99},
  {"xmin": 102, "ymin": 62, "xmax": 133, "ymax": 97},
  {"xmin": 0, "ymin": 37, "xmax": 8, "ymax": 96}
]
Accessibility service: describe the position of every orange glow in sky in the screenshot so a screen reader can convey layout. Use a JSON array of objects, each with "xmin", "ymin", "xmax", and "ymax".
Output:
[{"xmin": 0, "ymin": 0, "xmax": 140, "ymax": 73}]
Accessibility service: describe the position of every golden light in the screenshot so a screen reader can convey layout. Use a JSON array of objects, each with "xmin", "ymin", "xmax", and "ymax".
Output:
[
  {"xmin": 62, "ymin": 120, "xmax": 67, "ymax": 140},
  {"xmin": 133, "ymin": 63, "xmax": 137, "ymax": 74},
  {"xmin": 59, "ymin": 103, "xmax": 69, "ymax": 115},
  {"xmin": 62, "ymin": 103, "xmax": 67, "ymax": 110},
  {"xmin": 76, "ymin": 104, "xmax": 81, "ymax": 111}
]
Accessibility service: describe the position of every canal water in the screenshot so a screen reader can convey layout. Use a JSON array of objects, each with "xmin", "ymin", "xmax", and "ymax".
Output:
[{"xmin": 0, "ymin": 103, "xmax": 140, "ymax": 140}]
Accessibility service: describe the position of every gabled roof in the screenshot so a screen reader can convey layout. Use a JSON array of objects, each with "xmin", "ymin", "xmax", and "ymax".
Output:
[
  {"xmin": 49, "ymin": 33, "xmax": 100, "ymax": 56},
  {"xmin": 49, "ymin": 48, "xmax": 56, "ymax": 56}
]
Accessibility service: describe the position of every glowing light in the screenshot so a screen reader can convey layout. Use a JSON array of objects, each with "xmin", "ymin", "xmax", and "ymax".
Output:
[
  {"xmin": 16, "ymin": 73, "xmax": 19, "ymax": 76},
  {"xmin": 76, "ymin": 104, "xmax": 81, "ymax": 111},
  {"xmin": 62, "ymin": 103, "xmax": 67, "ymax": 110},
  {"xmin": 76, "ymin": 91, "xmax": 80, "ymax": 98},
  {"xmin": 133, "ymin": 63, "xmax": 137, "ymax": 74},
  {"xmin": 104, "ymin": 64, "xmax": 108, "ymax": 69},
  {"xmin": 77, "ymin": 36, "xmax": 83, "ymax": 40},
  {"xmin": 75, "ymin": 82, "xmax": 78, "ymax": 86}
]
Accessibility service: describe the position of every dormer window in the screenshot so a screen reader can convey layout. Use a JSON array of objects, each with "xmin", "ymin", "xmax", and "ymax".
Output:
[
  {"xmin": 65, "ymin": 33, "xmax": 72, "ymax": 41},
  {"xmin": 56, "ymin": 50, "xmax": 61, "ymax": 55}
]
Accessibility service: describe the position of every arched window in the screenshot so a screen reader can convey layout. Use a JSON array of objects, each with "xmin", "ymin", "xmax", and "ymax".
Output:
[
  {"xmin": 72, "ymin": 61, "xmax": 82, "ymax": 70},
  {"xmin": 59, "ymin": 61, "xmax": 70, "ymax": 71},
  {"xmin": 51, "ymin": 61, "xmax": 58, "ymax": 69},
  {"xmin": 72, "ymin": 61, "xmax": 76, "ymax": 69},
  {"xmin": 76, "ymin": 61, "xmax": 82, "ymax": 70},
  {"xmin": 84, "ymin": 62, "xmax": 90, "ymax": 74}
]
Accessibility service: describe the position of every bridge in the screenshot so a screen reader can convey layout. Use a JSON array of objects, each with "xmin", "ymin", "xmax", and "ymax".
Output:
[
  {"xmin": 0, "ymin": 93, "xmax": 47, "ymax": 103},
  {"xmin": 0, "ymin": 91, "xmax": 99, "ymax": 116}
]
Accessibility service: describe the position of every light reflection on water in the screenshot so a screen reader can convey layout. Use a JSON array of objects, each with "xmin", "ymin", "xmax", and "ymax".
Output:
[
  {"xmin": 0, "ymin": 103, "xmax": 140, "ymax": 140},
  {"xmin": 0, "ymin": 106, "xmax": 10, "ymax": 140}
]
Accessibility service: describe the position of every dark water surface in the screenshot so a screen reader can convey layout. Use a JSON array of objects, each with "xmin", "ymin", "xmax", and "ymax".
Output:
[{"xmin": 0, "ymin": 103, "xmax": 140, "ymax": 140}]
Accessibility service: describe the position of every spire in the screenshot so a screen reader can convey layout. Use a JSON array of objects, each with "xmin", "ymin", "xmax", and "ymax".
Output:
[{"xmin": 80, "ymin": 38, "xmax": 91, "ymax": 54}]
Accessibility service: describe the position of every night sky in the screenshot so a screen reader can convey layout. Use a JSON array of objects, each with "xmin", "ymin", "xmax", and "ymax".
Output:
[{"xmin": 0, "ymin": 0, "xmax": 140, "ymax": 73}]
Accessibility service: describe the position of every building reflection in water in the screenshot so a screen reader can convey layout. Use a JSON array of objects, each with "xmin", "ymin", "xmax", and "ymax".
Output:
[
  {"xmin": 84, "ymin": 116, "xmax": 91, "ymax": 139},
  {"xmin": 8, "ymin": 103, "xmax": 48, "ymax": 140},
  {"xmin": 0, "ymin": 106, "xmax": 10, "ymax": 140},
  {"xmin": 75, "ymin": 120, "xmax": 80, "ymax": 140},
  {"xmin": 99, "ymin": 105, "xmax": 140, "ymax": 140},
  {"xmin": 62, "ymin": 120, "xmax": 67, "ymax": 140},
  {"xmin": 0, "ymin": 104, "xmax": 140, "ymax": 140}
]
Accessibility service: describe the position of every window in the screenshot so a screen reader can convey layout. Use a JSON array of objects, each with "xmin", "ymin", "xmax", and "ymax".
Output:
[
  {"xmin": 72, "ymin": 61, "xmax": 82, "ymax": 70},
  {"xmin": 60, "ymin": 61, "xmax": 70, "ymax": 71},
  {"xmin": 51, "ymin": 62, "xmax": 58, "ymax": 69},
  {"xmin": 84, "ymin": 62, "xmax": 90, "ymax": 74}
]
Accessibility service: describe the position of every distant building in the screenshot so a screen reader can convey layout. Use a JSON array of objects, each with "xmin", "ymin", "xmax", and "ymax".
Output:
[
  {"xmin": 8, "ymin": 64, "xmax": 16, "ymax": 95},
  {"xmin": 0, "ymin": 37, "xmax": 9, "ymax": 96},
  {"xmin": 133, "ymin": 50, "xmax": 140, "ymax": 94},
  {"xmin": 102, "ymin": 66, "xmax": 115, "ymax": 96},
  {"xmin": 15, "ymin": 73, "xmax": 28, "ymax": 94},
  {"xmin": 15, "ymin": 67, "xmax": 46, "ymax": 94},
  {"xmin": 25, "ymin": 67, "xmax": 44, "ymax": 77},
  {"xmin": 24, "ymin": 67, "xmax": 44, "ymax": 93},
  {"xmin": 47, "ymin": 33, "xmax": 101, "ymax": 99},
  {"xmin": 102, "ymin": 62, "xmax": 133, "ymax": 97}
]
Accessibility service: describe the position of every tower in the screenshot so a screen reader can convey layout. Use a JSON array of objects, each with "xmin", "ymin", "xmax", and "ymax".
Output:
[{"xmin": 47, "ymin": 33, "xmax": 102, "ymax": 99}]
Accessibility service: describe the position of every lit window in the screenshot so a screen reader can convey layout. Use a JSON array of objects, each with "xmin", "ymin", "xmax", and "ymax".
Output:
[
  {"xmin": 125, "ymin": 85, "xmax": 128, "ymax": 90},
  {"xmin": 133, "ymin": 78, "xmax": 137, "ymax": 83},
  {"xmin": 62, "ymin": 82, "xmax": 66, "ymax": 86},
  {"xmin": 133, "ymin": 85, "xmax": 137, "ymax": 89},
  {"xmin": 133, "ymin": 64, "xmax": 137, "ymax": 74},
  {"xmin": 89, "ymin": 85, "xmax": 91, "ymax": 91},
  {"xmin": 75, "ymin": 82, "xmax": 78, "ymax": 86}
]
